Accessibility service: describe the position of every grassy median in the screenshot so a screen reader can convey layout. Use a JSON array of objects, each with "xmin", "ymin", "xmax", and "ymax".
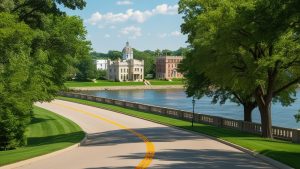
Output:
[
  {"xmin": 58, "ymin": 96, "xmax": 300, "ymax": 169},
  {"xmin": 65, "ymin": 79, "xmax": 183, "ymax": 88},
  {"xmin": 0, "ymin": 106, "xmax": 85, "ymax": 166}
]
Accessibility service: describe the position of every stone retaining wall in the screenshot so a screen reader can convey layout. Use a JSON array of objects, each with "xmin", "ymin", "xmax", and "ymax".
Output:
[{"xmin": 60, "ymin": 92, "xmax": 300, "ymax": 143}]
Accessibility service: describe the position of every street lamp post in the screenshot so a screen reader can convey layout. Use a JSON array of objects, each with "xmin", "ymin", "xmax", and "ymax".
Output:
[{"xmin": 192, "ymin": 96, "xmax": 195, "ymax": 127}]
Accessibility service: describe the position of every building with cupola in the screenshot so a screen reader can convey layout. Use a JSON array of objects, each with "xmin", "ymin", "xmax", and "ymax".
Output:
[{"xmin": 107, "ymin": 42, "xmax": 144, "ymax": 82}]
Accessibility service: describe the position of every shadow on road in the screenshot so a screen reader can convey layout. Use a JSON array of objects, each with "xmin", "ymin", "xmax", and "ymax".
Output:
[
  {"xmin": 85, "ymin": 149, "xmax": 273, "ymax": 169},
  {"xmin": 82, "ymin": 127, "xmax": 273, "ymax": 169},
  {"xmin": 81, "ymin": 126, "xmax": 202, "ymax": 146}
]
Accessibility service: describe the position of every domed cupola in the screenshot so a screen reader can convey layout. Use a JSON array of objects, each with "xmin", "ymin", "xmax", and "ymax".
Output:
[{"xmin": 122, "ymin": 41, "xmax": 133, "ymax": 60}]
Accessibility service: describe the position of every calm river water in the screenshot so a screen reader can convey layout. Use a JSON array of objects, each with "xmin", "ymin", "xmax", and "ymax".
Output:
[{"xmin": 81, "ymin": 89, "xmax": 300, "ymax": 129}]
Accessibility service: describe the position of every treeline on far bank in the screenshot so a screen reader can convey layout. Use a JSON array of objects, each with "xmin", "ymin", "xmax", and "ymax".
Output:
[{"xmin": 73, "ymin": 48, "xmax": 188, "ymax": 81}]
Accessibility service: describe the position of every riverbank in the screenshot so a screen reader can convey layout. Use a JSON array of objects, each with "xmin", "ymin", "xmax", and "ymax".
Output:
[
  {"xmin": 69, "ymin": 85, "xmax": 184, "ymax": 91},
  {"xmin": 65, "ymin": 79, "xmax": 184, "ymax": 88}
]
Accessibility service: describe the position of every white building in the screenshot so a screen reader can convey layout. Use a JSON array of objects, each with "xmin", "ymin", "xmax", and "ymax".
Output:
[
  {"xmin": 95, "ymin": 59, "xmax": 108, "ymax": 70},
  {"xmin": 107, "ymin": 42, "xmax": 144, "ymax": 82}
]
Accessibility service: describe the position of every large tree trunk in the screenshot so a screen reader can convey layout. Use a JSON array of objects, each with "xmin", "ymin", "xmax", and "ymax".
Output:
[
  {"xmin": 243, "ymin": 103, "xmax": 255, "ymax": 122},
  {"xmin": 256, "ymin": 98, "xmax": 273, "ymax": 138}
]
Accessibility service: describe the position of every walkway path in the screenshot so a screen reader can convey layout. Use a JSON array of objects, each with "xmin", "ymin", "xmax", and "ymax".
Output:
[{"xmin": 18, "ymin": 100, "xmax": 274, "ymax": 169}]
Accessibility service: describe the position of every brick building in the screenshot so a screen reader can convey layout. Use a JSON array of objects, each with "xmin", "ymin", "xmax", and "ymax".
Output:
[{"xmin": 156, "ymin": 56, "xmax": 183, "ymax": 79}]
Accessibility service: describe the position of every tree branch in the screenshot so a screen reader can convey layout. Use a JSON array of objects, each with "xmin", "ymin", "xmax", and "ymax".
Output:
[
  {"xmin": 273, "ymin": 77, "xmax": 300, "ymax": 96},
  {"xmin": 232, "ymin": 92, "xmax": 243, "ymax": 104}
]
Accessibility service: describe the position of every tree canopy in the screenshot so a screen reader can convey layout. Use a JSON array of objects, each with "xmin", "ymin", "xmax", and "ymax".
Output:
[
  {"xmin": 179, "ymin": 0, "xmax": 300, "ymax": 138},
  {"xmin": 0, "ymin": 0, "xmax": 90, "ymax": 149}
]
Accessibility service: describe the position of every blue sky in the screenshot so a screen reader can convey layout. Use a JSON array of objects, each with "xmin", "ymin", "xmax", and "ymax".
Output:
[{"xmin": 61, "ymin": 0, "xmax": 187, "ymax": 53}]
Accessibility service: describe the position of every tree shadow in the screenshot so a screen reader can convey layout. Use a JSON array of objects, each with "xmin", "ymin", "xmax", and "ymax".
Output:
[
  {"xmin": 81, "ymin": 127, "xmax": 203, "ymax": 147},
  {"xmin": 29, "ymin": 116, "xmax": 54, "ymax": 125},
  {"xmin": 27, "ymin": 131, "xmax": 84, "ymax": 146},
  {"xmin": 85, "ymin": 149, "xmax": 273, "ymax": 169}
]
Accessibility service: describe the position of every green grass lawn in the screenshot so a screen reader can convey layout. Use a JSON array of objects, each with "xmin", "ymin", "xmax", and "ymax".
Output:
[
  {"xmin": 58, "ymin": 96, "xmax": 300, "ymax": 169},
  {"xmin": 64, "ymin": 79, "xmax": 183, "ymax": 88},
  {"xmin": 0, "ymin": 106, "xmax": 85, "ymax": 166}
]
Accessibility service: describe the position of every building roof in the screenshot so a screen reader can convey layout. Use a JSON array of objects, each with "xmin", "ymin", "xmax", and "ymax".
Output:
[{"xmin": 122, "ymin": 41, "xmax": 133, "ymax": 54}]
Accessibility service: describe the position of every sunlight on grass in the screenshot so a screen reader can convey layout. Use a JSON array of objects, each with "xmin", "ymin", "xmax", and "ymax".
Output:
[{"xmin": 0, "ymin": 106, "xmax": 84, "ymax": 166}]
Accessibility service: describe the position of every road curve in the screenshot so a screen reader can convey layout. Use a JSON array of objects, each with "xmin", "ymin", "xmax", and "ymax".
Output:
[{"xmin": 16, "ymin": 100, "xmax": 274, "ymax": 169}]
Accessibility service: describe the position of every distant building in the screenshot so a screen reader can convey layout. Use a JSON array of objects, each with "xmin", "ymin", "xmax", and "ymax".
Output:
[
  {"xmin": 107, "ymin": 42, "xmax": 144, "ymax": 82},
  {"xmin": 156, "ymin": 56, "xmax": 183, "ymax": 79},
  {"xmin": 95, "ymin": 59, "xmax": 108, "ymax": 70}
]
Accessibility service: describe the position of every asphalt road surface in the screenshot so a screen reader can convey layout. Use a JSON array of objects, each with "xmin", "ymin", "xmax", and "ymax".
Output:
[{"xmin": 17, "ymin": 100, "xmax": 274, "ymax": 169}]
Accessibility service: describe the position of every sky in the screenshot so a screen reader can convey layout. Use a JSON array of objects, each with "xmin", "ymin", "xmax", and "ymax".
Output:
[{"xmin": 61, "ymin": 0, "xmax": 187, "ymax": 53}]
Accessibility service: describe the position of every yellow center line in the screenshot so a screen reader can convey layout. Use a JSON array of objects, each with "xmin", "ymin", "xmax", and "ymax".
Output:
[{"xmin": 53, "ymin": 102, "xmax": 155, "ymax": 169}]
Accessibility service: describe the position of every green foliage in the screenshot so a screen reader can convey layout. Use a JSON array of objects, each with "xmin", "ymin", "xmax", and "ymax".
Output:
[
  {"xmin": 179, "ymin": 0, "xmax": 300, "ymax": 137},
  {"xmin": 75, "ymin": 55, "xmax": 98, "ymax": 81},
  {"xmin": 295, "ymin": 111, "xmax": 300, "ymax": 123},
  {"xmin": 133, "ymin": 48, "xmax": 156, "ymax": 76},
  {"xmin": 0, "ymin": 0, "xmax": 89, "ymax": 149},
  {"xmin": 97, "ymin": 69, "xmax": 107, "ymax": 80},
  {"xmin": 107, "ymin": 50, "xmax": 122, "ymax": 60}
]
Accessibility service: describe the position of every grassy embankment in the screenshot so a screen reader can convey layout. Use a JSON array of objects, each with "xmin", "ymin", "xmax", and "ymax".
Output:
[
  {"xmin": 0, "ymin": 106, "xmax": 85, "ymax": 166},
  {"xmin": 65, "ymin": 79, "xmax": 183, "ymax": 88},
  {"xmin": 58, "ymin": 96, "xmax": 300, "ymax": 169}
]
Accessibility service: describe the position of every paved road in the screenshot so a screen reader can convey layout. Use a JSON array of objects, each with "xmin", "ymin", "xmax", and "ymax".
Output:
[{"xmin": 18, "ymin": 100, "xmax": 274, "ymax": 169}]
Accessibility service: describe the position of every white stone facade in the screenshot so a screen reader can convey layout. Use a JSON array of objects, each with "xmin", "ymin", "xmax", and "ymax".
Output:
[
  {"xmin": 107, "ymin": 42, "xmax": 144, "ymax": 82},
  {"xmin": 95, "ymin": 59, "xmax": 108, "ymax": 70}
]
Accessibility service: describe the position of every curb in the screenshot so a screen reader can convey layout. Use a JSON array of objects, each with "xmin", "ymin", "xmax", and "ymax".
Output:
[
  {"xmin": 58, "ymin": 98, "xmax": 293, "ymax": 169},
  {"xmin": 0, "ymin": 133, "xmax": 87, "ymax": 169}
]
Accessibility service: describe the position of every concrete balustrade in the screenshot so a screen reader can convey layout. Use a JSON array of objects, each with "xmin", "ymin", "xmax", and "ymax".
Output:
[{"xmin": 60, "ymin": 92, "xmax": 300, "ymax": 143}]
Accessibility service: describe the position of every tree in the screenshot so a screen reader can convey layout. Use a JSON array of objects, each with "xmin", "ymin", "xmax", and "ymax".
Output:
[
  {"xmin": 75, "ymin": 55, "xmax": 98, "ymax": 81},
  {"xmin": 179, "ymin": 0, "xmax": 300, "ymax": 138},
  {"xmin": 0, "ymin": 0, "xmax": 90, "ymax": 149},
  {"xmin": 295, "ymin": 111, "xmax": 300, "ymax": 123},
  {"xmin": 107, "ymin": 50, "xmax": 122, "ymax": 60},
  {"xmin": 133, "ymin": 49, "xmax": 155, "ymax": 76},
  {"xmin": 161, "ymin": 49, "xmax": 172, "ymax": 56},
  {"xmin": 0, "ymin": 13, "xmax": 34, "ymax": 150},
  {"xmin": 97, "ymin": 69, "xmax": 107, "ymax": 80},
  {"xmin": 178, "ymin": 52, "xmax": 256, "ymax": 122}
]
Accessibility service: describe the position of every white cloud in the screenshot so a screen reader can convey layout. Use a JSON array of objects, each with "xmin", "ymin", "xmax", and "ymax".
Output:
[
  {"xmin": 104, "ymin": 34, "xmax": 111, "ymax": 38},
  {"xmin": 87, "ymin": 4, "xmax": 178, "ymax": 25},
  {"xmin": 88, "ymin": 12, "xmax": 102, "ymax": 25},
  {"xmin": 116, "ymin": 0, "xmax": 132, "ymax": 5},
  {"xmin": 152, "ymin": 4, "xmax": 178, "ymax": 15},
  {"xmin": 158, "ymin": 33, "xmax": 168, "ymax": 38},
  {"xmin": 120, "ymin": 26, "xmax": 142, "ymax": 39},
  {"xmin": 170, "ymin": 31, "xmax": 181, "ymax": 37},
  {"xmin": 159, "ymin": 31, "xmax": 182, "ymax": 38}
]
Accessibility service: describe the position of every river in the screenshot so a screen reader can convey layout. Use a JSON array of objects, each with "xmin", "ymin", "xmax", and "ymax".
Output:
[{"xmin": 81, "ymin": 89, "xmax": 300, "ymax": 129}]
